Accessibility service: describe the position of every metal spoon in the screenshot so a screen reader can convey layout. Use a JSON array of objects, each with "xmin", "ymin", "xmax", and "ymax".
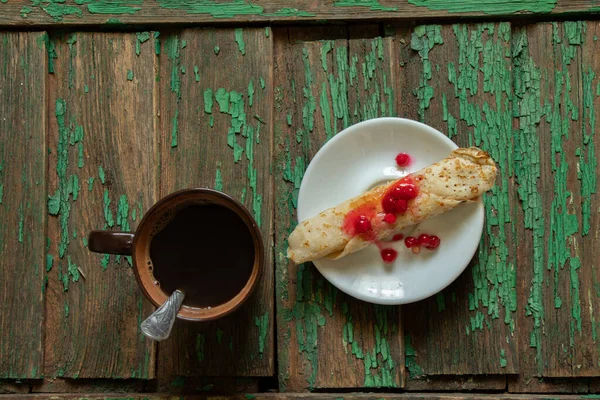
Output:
[{"xmin": 140, "ymin": 289, "xmax": 185, "ymax": 341}]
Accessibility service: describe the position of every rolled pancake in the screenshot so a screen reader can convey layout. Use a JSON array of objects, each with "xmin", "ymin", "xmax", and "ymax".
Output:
[{"xmin": 287, "ymin": 147, "xmax": 497, "ymax": 264}]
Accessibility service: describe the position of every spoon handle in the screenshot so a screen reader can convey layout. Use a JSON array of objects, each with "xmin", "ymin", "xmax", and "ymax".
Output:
[{"xmin": 140, "ymin": 289, "xmax": 185, "ymax": 341}]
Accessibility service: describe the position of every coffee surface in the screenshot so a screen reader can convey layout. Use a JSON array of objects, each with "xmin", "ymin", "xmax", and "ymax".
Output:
[{"xmin": 149, "ymin": 204, "xmax": 255, "ymax": 307}]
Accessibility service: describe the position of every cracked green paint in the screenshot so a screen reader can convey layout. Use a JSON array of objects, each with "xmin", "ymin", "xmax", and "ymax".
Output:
[
  {"xmin": 214, "ymin": 167, "xmax": 223, "ymax": 191},
  {"xmin": 248, "ymin": 80, "xmax": 254, "ymax": 107},
  {"xmin": 334, "ymin": 0, "xmax": 397, "ymax": 11},
  {"xmin": 135, "ymin": 32, "xmax": 150, "ymax": 56},
  {"xmin": 580, "ymin": 67, "xmax": 596, "ymax": 237},
  {"xmin": 98, "ymin": 165, "xmax": 105, "ymax": 184},
  {"xmin": 405, "ymin": 334, "xmax": 423, "ymax": 378},
  {"xmin": 166, "ymin": 35, "xmax": 182, "ymax": 147},
  {"xmin": 17, "ymin": 204, "xmax": 24, "ymax": 243},
  {"xmin": 263, "ymin": 7, "xmax": 316, "ymax": 17},
  {"xmin": 547, "ymin": 22, "xmax": 583, "ymax": 346},
  {"xmin": 255, "ymin": 312, "xmax": 268, "ymax": 358},
  {"xmin": 411, "ymin": 25, "xmax": 443, "ymax": 121},
  {"xmin": 49, "ymin": 99, "xmax": 81, "ymax": 259},
  {"xmin": 235, "ymin": 28, "xmax": 245, "ymax": 55},
  {"xmin": 408, "ymin": 0, "xmax": 557, "ymax": 14},
  {"xmin": 157, "ymin": 0, "xmax": 263, "ymax": 18},
  {"xmin": 513, "ymin": 28, "xmax": 545, "ymax": 372},
  {"xmin": 445, "ymin": 24, "xmax": 516, "ymax": 336}
]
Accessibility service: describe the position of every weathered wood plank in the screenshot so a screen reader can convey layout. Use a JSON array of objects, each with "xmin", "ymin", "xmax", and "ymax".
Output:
[
  {"xmin": 1, "ymin": 0, "xmax": 600, "ymax": 26},
  {"xmin": 153, "ymin": 376, "xmax": 259, "ymax": 394},
  {"xmin": 31, "ymin": 379, "xmax": 145, "ymax": 393},
  {"xmin": 509, "ymin": 21, "xmax": 600, "ymax": 386},
  {"xmin": 0, "ymin": 31, "xmax": 46, "ymax": 379},
  {"xmin": 156, "ymin": 28, "xmax": 274, "ymax": 377},
  {"xmin": 274, "ymin": 26, "xmax": 404, "ymax": 391},
  {"xmin": 396, "ymin": 22, "xmax": 518, "ymax": 376},
  {"xmin": 44, "ymin": 32, "xmax": 157, "ymax": 378},
  {"xmin": 405, "ymin": 376, "xmax": 506, "ymax": 391},
  {"xmin": 5, "ymin": 393, "xmax": 600, "ymax": 400}
]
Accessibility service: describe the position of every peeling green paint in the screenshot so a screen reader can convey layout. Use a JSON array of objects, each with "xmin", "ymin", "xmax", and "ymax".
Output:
[
  {"xmin": 405, "ymin": 334, "xmax": 423, "ymax": 378},
  {"xmin": 235, "ymin": 28, "xmax": 245, "ymax": 55},
  {"xmin": 166, "ymin": 34, "xmax": 182, "ymax": 148},
  {"xmin": 196, "ymin": 332, "xmax": 205, "ymax": 362},
  {"xmin": 204, "ymin": 88, "xmax": 213, "ymax": 114},
  {"xmin": 263, "ymin": 7, "xmax": 316, "ymax": 17},
  {"xmin": 103, "ymin": 189, "xmax": 114, "ymax": 227},
  {"xmin": 513, "ymin": 27, "xmax": 545, "ymax": 371},
  {"xmin": 334, "ymin": 0, "xmax": 397, "ymax": 11},
  {"xmin": 500, "ymin": 349, "xmax": 507, "ymax": 367},
  {"xmin": 248, "ymin": 80, "xmax": 255, "ymax": 107},
  {"xmin": 214, "ymin": 45, "xmax": 220, "ymax": 55},
  {"xmin": 154, "ymin": 32, "xmax": 161, "ymax": 55},
  {"xmin": 156, "ymin": 0, "xmax": 263, "ymax": 18},
  {"xmin": 50, "ymin": 99, "xmax": 81, "ymax": 259},
  {"xmin": 101, "ymin": 253, "xmax": 109, "ymax": 270},
  {"xmin": 46, "ymin": 254, "xmax": 54, "ymax": 272},
  {"xmin": 214, "ymin": 167, "xmax": 223, "ymax": 191},
  {"xmin": 255, "ymin": 312, "xmax": 268, "ymax": 358},
  {"xmin": 135, "ymin": 31, "xmax": 150, "ymax": 55},
  {"xmin": 127, "ymin": 69, "xmax": 134, "ymax": 81},
  {"xmin": 544, "ymin": 22, "xmax": 584, "ymax": 348},
  {"xmin": 216, "ymin": 328, "xmax": 224, "ymax": 344},
  {"xmin": 407, "ymin": 0, "xmax": 557, "ymax": 14},
  {"xmin": 17, "ymin": 204, "xmax": 24, "ymax": 243},
  {"xmin": 580, "ymin": 67, "xmax": 596, "ymax": 238},
  {"xmin": 445, "ymin": 24, "xmax": 517, "ymax": 337},
  {"xmin": 98, "ymin": 165, "xmax": 105, "ymax": 184},
  {"xmin": 194, "ymin": 65, "xmax": 200, "ymax": 82},
  {"xmin": 411, "ymin": 25, "xmax": 443, "ymax": 121}
]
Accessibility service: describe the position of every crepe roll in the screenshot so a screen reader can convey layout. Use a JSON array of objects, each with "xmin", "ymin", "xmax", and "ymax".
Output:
[{"xmin": 287, "ymin": 147, "xmax": 497, "ymax": 264}]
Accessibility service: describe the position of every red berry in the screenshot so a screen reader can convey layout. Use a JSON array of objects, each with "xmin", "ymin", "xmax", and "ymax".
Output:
[
  {"xmin": 395, "ymin": 152, "xmax": 410, "ymax": 167},
  {"xmin": 383, "ymin": 213, "xmax": 397, "ymax": 224},
  {"xmin": 382, "ymin": 195, "xmax": 397, "ymax": 213},
  {"xmin": 354, "ymin": 216, "xmax": 371, "ymax": 234},
  {"xmin": 404, "ymin": 236, "xmax": 418, "ymax": 248},
  {"xmin": 394, "ymin": 198, "xmax": 408, "ymax": 214},
  {"xmin": 392, "ymin": 183, "xmax": 418, "ymax": 200},
  {"xmin": 392, "ymin": 233, "xmax": 404, "ymax": 241},
  {"xmin": 381, "ymin": 248, "xmax": 398, "ymax": 263},
  {"xmin": 417, "ymin": 234, "xmax": 430, "ymax": 245},
  {"xmin": 427, "ymin": 235, "xmax": 441, "ymax": 249}
]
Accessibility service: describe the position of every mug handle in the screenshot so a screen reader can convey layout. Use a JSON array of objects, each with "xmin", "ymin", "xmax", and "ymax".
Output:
[{"xmin": 88, "ymin": 231, "xmax": 134, "ymax": 255}]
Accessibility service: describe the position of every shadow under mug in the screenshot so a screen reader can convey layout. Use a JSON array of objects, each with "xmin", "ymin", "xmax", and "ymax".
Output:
[{"xmin": 87, "ymin": 188, "xmax": 264, "ymax": 321}]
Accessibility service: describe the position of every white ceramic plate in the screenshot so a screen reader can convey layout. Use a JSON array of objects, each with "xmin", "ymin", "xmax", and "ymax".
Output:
[{"xmin": 297, "ymin": 117, "xmax": 484, "ymax": 305}]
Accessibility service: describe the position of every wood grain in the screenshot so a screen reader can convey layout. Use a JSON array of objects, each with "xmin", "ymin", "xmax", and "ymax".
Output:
[
  {"xmin": 4, "ymin": 393, "xmax": 600, "ymax": 400},
  {"xmin": 1, "ymin": 0, "xmax": 600, "ymax": 26},
  {"xmin": 0, "ymin": 31, "xmax": 46, "ymax": 379},
  {"xmin": 156, "ymin": 28, "xmax": 274, "ymax": 377},
  {"xmin": 44, "ymin": 31, "xmax": 157, "ymax": 378},
  {"xmin": 509, "ymin": 22, "xmax": 600, "ymax": 388},
  {"xmin": 395, "ymin": 22, "xmax": 518, "ymax": 376},
  {"xmin": 405, "ymin": 376, "xmax": 506, "ymax": 391},
  {"xmin": 273, "ymin": 26, "xmax": 404, "ymax": 391},
  {"xmin": 31, "ymin": 378, "xmax": 145, "ymax": 393}
]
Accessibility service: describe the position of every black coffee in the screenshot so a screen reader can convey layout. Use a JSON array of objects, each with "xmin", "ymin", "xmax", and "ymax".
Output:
[{"xmin": 149, "ymin": 204, "xmax": 255, "ymax": 308}]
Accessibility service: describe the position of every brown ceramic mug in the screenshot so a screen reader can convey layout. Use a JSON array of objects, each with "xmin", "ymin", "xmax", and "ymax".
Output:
[{"xmin": 88, "ymin": 188, "xmax": 263, "ymax": 321}]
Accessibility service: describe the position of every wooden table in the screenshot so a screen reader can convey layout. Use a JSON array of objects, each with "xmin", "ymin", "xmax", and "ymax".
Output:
[{"xmin": 1, "ymin": 1, "xmax": 600, "ymax": 399}]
